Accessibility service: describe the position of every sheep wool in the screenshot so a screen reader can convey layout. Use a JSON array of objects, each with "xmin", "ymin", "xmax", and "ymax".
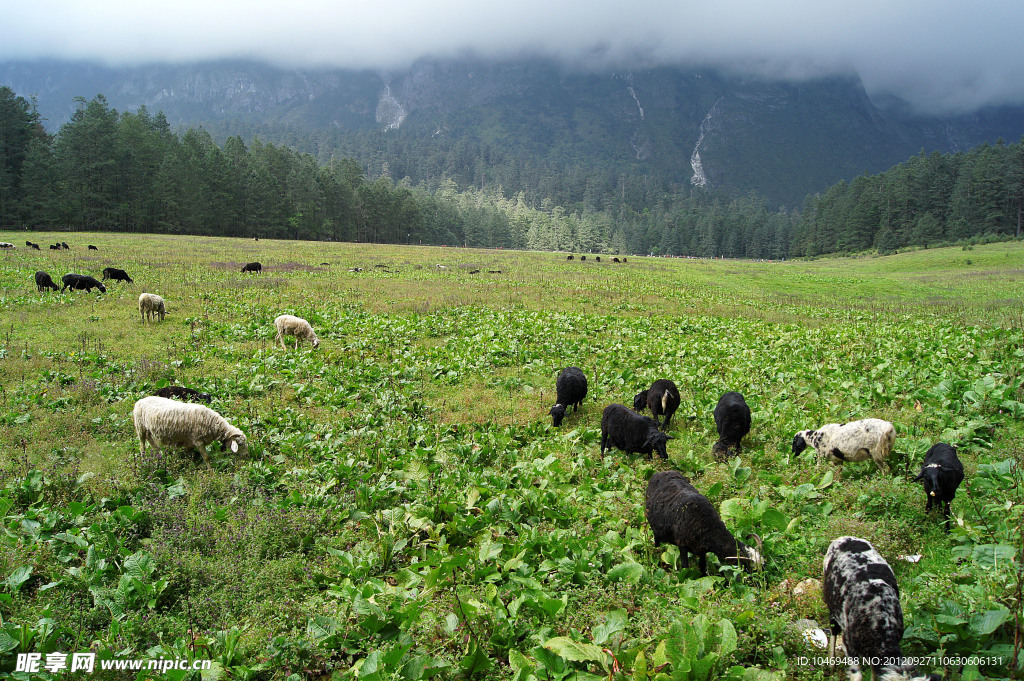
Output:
[
  {"xmin": 793, "ymin": 418, "xmax": 896, "ymax": 473},
  {"xmin": 133, "ymin": 396, "xmax": 247, "ymax": 469},
  {"xmin": 274, "ymin": 314, "xmax": 320, "ymax": 350}
]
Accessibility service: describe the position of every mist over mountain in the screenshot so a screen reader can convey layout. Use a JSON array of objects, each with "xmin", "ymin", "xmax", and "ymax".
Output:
[{"xmin": 5, "ymin": 56, "xmax": 1024, "ymax": 207}]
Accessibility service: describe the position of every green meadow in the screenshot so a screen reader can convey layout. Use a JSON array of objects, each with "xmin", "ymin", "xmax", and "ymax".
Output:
[{"xmin": 0, "ymin": 233, "xmax": 1021, "ymax": 680}]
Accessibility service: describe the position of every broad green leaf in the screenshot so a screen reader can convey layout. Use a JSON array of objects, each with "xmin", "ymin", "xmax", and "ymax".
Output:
[{"xmin": 543, "ymin": 637, "xmax": 608, "ymax": 664}]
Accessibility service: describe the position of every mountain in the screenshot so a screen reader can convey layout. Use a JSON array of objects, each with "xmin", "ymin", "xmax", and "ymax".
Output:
[{"xmin": 4, "ymin": 57, "xmax": 1024, "ymax": 207}]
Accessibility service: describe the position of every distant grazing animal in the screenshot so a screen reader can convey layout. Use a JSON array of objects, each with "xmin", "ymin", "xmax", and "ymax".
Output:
[
  {"xmin": 469, "ymin": 269, "xmax": 480, "ymax": 274},
  {"xmin": 49, "ymin": 244, "xmax": 60, "ymax": 250},
  {"xmin": 645, "ymin": 471, "xmax": 763, "ymax": 577},
  {"xmin": 35, "ymin": 271, "xmax": 59, "ymax": 292},
  {"xmin": 61, "ymin": 273, "xmax": 106, "ymax": 293},
  {"xmin": 25, "ymin": 241, "xmax": 32, "ymax": 247},
  {"xmin": 154, "ymin": 386, "xmax": 213, "ymax": 404},
  {"xmin": 632, "ymin": 379, "xmax": 680, "ymax": 431},
  {"xmin": 823, "ymin": 536, "xmax": 941, "ymax": 681},
  {"xmin": 0, "ymin": 242, "xmax": 15, "ymax": 249},
  {"xmin": 61, "ymin": 242, "xmax": 69, "ymax": 250},
  {"xmin": 793, "ymin": 418, "xmax": 896, "ymax": 474},
  {"xmin": 488, "ymin": 270, "xmax": 502, "ymax": 273},
  {"xmin": 241, "ymin": 261, "xmax": 262, "ymax": 274},
  {"xmin": 712, "ymin": 392, "xmax": 752, "ymax": 458},
  {"xmin": 133, "ymin": 395, "xmax": 247, "ymax": 469},
  {"xmin": 102, "ymin": 267, "xmax": 133, "ymax": 283},
  {"xmin": 595, "ymin": 256, "xmax": 601, "ymax": 262},
  {"xmin": 622, "ymin": 257, "xmax": 627, "ymax": 263},
  {"xmin": 138, "ymin": 293, "xmax": 166, "ymax": 323},
  {"xmin": 580, "ymin": 255, "xmax": 586, "ymax": 261},
  {"xmin": 566, "ymin": 255, "xmax": 574, "ymax": 260},
  {"xmin": 30, "ymin": 242, "xmax": 40, "ymax": 250},
  {"xmin": 549, "ymin": 367, "xmax": 588, "ymax": 427},
  {"xmin": 600, "ymin": 403, "xmax": 673, "ymax": 460},
  {"xmin": 88, "ymin": 245, "xmax": 98, "ymax": 250},
  {"xmin": 274, "ymin": 314, "xmax": 320, "ymax": 350},
  {"xmin": 913, "ymin": 443, "xmax": 965, "ymax": 533},
  {"xmin": 612, "ymin": 257, "xmax": 620, "ymax": 263}
]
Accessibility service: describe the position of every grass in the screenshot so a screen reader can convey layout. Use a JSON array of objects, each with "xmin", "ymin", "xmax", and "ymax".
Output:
[{"xmin": 0, "ymin": 233, "xmax": 1021, "ymax": 681}]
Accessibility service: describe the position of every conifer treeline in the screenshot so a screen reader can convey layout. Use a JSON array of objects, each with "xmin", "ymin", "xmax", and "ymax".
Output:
[{"xmin": 2, "ymin": 87, "xmax": 1023, "ymax": 256}]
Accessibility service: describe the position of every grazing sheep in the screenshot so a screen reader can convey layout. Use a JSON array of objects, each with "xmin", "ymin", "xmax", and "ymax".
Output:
[
  {"xmin": 132, "ymin": 395, "xmax": 247, "ymax": 469},
  {"xmin": 274, "ymin": 314, "xmax": 320, "ymax": 350},
  {"xmin": 138, "ymin": 293, "xmax": 166, "ymax": 323},
  {"xmin": 61, "ymin": 242, "xmax": 69, "ymax": 250},
  {"xmin": 913, "ymin": 443, "xmax": 964, "ymax": 533},
  {"xmin": 580, "ymin": 255, "xmax": 586, "ymax": 261},
  {"xmin": 566, "ymin": 255, "xmax": 574, "ymax": 260},
  {"xmin": 549, "ymin": 366, "xmax": 588, "ymax": 427},
  {"xmin": 35, "ymin": 271, "xmax": 59, "ymax": 292},
  {"xmin": 612, "ymin": 257, "xmax": 620, "ymax": 263},
  {"xmin": 102, "ymin": 267, "xmax": 133, "ymax": 282},
  {"xmin": 712, "ymin": 391, "xmax": 752, "ymax": 458},
  {"xmin": 154, "ymin": 386, "xmax": 213, "ymax": 404},
  {"xmin": 632, "ymin": 379, "xmax": 680, "ymax": 431},
  {"xmin": 600, "ymin": 403, "xmax": 673, "ymax": 460},
  {"xmin": 49, "ymin": 244, "xmax": 60, "ymax": 250},
  {"xmin": 823, "ymin": 537, "xmax": 941, "ymax": 681},
  {"xmin": 622, "ymin": 257, "xmax": 628, "ymax": 263},
  {"xmin": 645, "ymin": 471, "xmax": 763, "ymax": 576},
  {"xmin": 88, "ymin": 245, "xmax": 98, "ymax": 250},
  {"xmin": 595, "ymin": 256, "xmax": 601, "ymax": 262},
  {"xmin": 241, "ymin": 261, "xmax": 262, "ymax": 274},
  {"xmin": 793, "ymin": 418, "xmax": 896, "ymax": 474},
  {"xmin": 0, "ymin": 242, "xmax": 15, "ymax": 249},
  {"xmin": 30, "ymin": 243, "xmax": 40, "ymax": 250},
  {"xmin": 61, "ymin": 273, "xmax": 106, "ymax": 293},
  {"xmin": 25, "ymin": 241, "xmax": 32, "ymax": 247}
]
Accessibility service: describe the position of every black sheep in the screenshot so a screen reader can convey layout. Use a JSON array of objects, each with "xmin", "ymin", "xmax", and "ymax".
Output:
[
  {"xmin": 549, "ymin": 367, "xmax": 588, "ymax": 426},
  {"xmin": 645, "ymin": 471, "xmax": 763, "ymax": 576},
  {"xmin": 712, "ymin": 391, "xmax": 752, "ymax": 459},
  {"xmin": 88, "ymin": 245, "xmax": 98, "ymax": 250},
  {"xmin": 632, "ymin": 379, "xmax": 680, "ymax": 431},
  {"xmin": 61, "ymin": 273, "xmax": 106, "ymax": 293},
  {"xmin": 823, "ymin": 537, "xmax": 940, "ymax": 681},
  {"xmin": 241, "ymin": 261, "xmax": 262, "ymax": 274},
  {"xmin": 154, "ymin": 386, "xmax": 213, "ymax": 404},
  {"xmin": 913, "ymin": 443, "xmax": 965, "ymax": 533},
  {"xmin": 102, "ymin": 267, "xmax": 133, "ymax": 283},
  {"xmin": 61, "ymin": 242, "xmax": 69, "ymax": 250},
  {"xmin": 35, "ymin": 271, "xmax": 59, "ymax": 292},
  {"xmin": 600, "ymin": 403, "xmax": 672, "ymax": 460},
  {"xmin": 49, "ymin": 244, "xmax": 60, "ymax": 250},
  {"xmin": 30, "ymin": 243, "xmax": 40, "ymax": 250},
  {"xmin": 566, "ymin": 255, "xmax": 574, "ymax": 260}
]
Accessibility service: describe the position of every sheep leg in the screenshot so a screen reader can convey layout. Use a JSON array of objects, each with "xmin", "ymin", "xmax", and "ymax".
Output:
[
  {"xmin": 698, "ymin": 553, "xmax": 708, "ymax": 576},
  {"xmin": 196, "ymin": 444, "xmax": 213, "ymax": 469},
  {"xmin": 943, "ymin": 502, "xmax": 952, "ymax": 532},
  {"xmin": 677, "ymin": 546, "xmax": 689, "ymax": 569}
]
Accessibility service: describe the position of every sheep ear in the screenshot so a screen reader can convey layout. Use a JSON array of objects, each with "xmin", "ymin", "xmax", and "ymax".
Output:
[{"xmin": 230, "ymin": 440, "xmax": 239, "ymax": 453}]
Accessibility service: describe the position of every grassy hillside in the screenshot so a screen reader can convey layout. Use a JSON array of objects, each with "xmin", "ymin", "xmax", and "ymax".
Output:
[{"xmin": 0, "ymin": 235, "xmax": 1021, "ymax": 680}]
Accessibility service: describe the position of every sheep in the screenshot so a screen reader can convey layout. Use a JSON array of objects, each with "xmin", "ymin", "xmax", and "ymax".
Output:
[
  {"xmin": 49, "ymin": 244, "xmax": 60, "ymax": 250},
  {"xmin": 566, "ymin": 255, "xmax": 574, "ymax": 260},
  {"xmin": 792, "ymin": 418, "xmax": 896, "ymax": 474},
  {"xmin": 138, "ymin": 293, "xmax": 166, "ymax": 323},
  {"xmin": 30, "ymin": 242, "xmax": 40, "ymax": 250},
  {"xmin": 645, "ymin": 471, "xmax": 763, "ymax": 576},
  {"xmin": 549, "ymin": 366, "xmax": 588, "ymax": 427},
  {"xmin": 88, "ymin": 245, "xmax": 98, "ymax": 250},
  {"xmin": 0, "ymin": 242, "xmax": 15, "ymax": 249},
  {"xmin": 274, "ymin": 314, "xmax": 320, "ymax": 350},
  {"xmin": 154, "ymin": 386, "xmax": 213, "ymax": 404},
  {"xmin": 600, "ymin": 403, "xmax": 673, "ymax": 460},
  {"xmin": 35, "ymin": 271, "xmax": 59, "ymax": 292},
  {"xmin": 61, "ymin": 273, "xmax": 106, "ymax": 293},
  {"xmin": 580, "ymin": 255, "xmax": 586, "ymax": 261},
  {"xmin": 61, "ymin": 242, "xmax": 69, "ymax": 250},
  {"xmin": 595, "ymin": 256, "xmax": 601, "ymax": 262},
  {"xmin": 823, "ymin": 536, "xmax": 941, "ymax": 681},
  {"xmin": 913, "ymin": 443, "xmax": 964, "ymax": 533},
  {"xmin": 612, "ymin": 257, "xmax": 620, "ymax": 263},
  {"xmin": 102, "ymin": 267, "xmax": 133, "ymax": 283},
  {"xmin": 25, "ymin": 241, "xmax": 32, "ymax": 247},
  {"xmin": 712, "ymin": 391, "xmax": 752, "ymax": 458},
  {"xmin": 241, "ymin": 261, "xmax": 262, "ymax": 274},
  {"xmin": 132, "ymin": 396, "xmax": 247, "ymax": 469},
  {"xmin": 632, "ymin": 379, "xmax": 680, "ymax": 431}
]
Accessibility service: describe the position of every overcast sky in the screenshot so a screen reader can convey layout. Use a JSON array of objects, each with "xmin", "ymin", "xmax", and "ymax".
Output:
[{"xmin": 2, "ymin": 0, "xmax": 1023, "ymax": 114}]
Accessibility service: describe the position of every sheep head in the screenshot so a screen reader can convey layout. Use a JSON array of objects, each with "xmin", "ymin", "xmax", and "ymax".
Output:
[
  {"xmin": 792, "ymin": 432, "xmax": 810, "ymax": 455},
  {"xmin": 226, "ymin": 433, "xmax": 248, "ymax": 458},
  {"xmin": 632, "ymin": 390, "xmax": 649, "ymax": 412},
  {"xmin": 645, "ymin": 430, "xmax": 673, "ymax": 459},
  {"xmin": 549, "ymin": 403, "xmax": 566, "ymax": 427}
]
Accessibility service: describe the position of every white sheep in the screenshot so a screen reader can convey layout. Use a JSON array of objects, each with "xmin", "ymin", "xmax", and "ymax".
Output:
[
  {"xmin": 138, "ymin": 293, "xmax": 166, "ymax": 323},
  {"xmin": 274, "ymin": 314, "xmax": 320, "ymax": 350},
  {"xmin": 792, "ymin": 418, "xmax": 896, "ymax": 474},
  {"xmin": 132, "ymin": 396, "xmax": 248, "ymax": 469}
]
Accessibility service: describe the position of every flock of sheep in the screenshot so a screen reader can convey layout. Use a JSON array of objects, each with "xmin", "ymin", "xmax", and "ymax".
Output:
[
  {"xmin": 547, "ymin": 366, "xmax": 959, "ymax": 681},
  {"xmin": 25, "ymin": 246, "xmax": 963, "ymax": 680}
]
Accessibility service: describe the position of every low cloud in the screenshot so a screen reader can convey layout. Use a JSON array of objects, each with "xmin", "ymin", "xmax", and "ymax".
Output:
[{"xmin": 2, "ymin": 0, "xmax": 1023, "ymax": 114}]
